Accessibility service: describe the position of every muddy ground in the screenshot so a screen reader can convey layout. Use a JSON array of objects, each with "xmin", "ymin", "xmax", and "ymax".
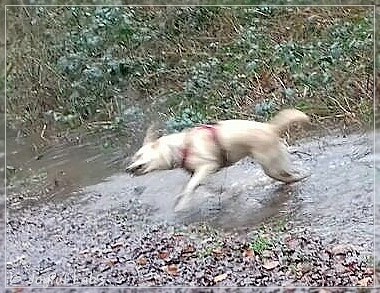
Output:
[{"xmin": 4, "ymin": 128, "xmax": 375, "ymax": 288}]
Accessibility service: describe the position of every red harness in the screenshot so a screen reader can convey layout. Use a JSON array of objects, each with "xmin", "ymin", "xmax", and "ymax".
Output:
[{"xmin": 180, "ymin": 124, "xmax": 225, "ymax": 170}]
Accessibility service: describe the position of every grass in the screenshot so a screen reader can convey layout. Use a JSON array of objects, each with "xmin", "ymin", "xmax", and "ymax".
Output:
[
  {"xmin": 5, "ymin": 6, "xmax": 374, "ymax": 145},
  {"xmin": 250, "ymin": 235, "xmax": 272, "ymax": 255}
]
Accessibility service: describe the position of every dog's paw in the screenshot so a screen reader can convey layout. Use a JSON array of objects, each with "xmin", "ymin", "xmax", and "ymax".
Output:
[
  {"xmin": 174, "ymin": 195, "xmax": 192, "ymax": 212},
  {"xmin": 288, "ymin": 168, "xmax": 311, "ymax": 182}
]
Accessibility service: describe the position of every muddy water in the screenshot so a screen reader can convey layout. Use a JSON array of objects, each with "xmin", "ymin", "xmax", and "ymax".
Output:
[
  {"xmin": 7, "ymin": 131, "xmax": 374, "ymax": 240},
  {"xmin": 6, "ymin": 132, "xmax": 125, "ymax": 211},
  {"xmin": 83, "ymin": 132, "xmax": 373, "ymax": 247},
  {"xmin": 5, "ymin": 130, "xmax": 375, "ymax": 286}
]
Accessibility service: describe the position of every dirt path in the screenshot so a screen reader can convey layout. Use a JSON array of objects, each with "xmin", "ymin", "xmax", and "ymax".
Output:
[{"xmin": 5, "ymin": 131, "xmax": 374, "ymax": 287}]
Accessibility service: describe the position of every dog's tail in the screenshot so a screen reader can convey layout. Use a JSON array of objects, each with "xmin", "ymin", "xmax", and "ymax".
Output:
[{"xmin": 269, "ymin": 109, "xmax": 310, "ymax": 135}]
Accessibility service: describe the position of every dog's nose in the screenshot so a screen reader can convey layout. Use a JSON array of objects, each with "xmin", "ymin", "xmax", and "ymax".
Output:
[
  {"xmin": 126, "ymin": 162, "xmax": 142, "ymax": 175},
  {"xmin": 126, "ymin": 165, "xmax": 134, "ymax": 173},
  {"xmin": 125, "ymin": 157, "xmax": 136, "ymax": 173},
  {"xmin": 125, "ymin": 163, "xmax": 134, "ymax": 173}
]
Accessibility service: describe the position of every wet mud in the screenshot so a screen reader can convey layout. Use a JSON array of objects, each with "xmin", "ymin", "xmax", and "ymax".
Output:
[
  {"xmin": 84, "ymin": 132, "xmax": 373, "ymax": 245},
  {"xmin": 5, "ymin": 130, "xmax": 374, "ymax": 287}
]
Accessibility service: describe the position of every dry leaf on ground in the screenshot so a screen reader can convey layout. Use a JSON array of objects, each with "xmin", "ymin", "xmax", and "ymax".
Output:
[
  {"xmin": 263, "ymin": 260, "xmax": 279, "ymax": 270},
  {"xmin": 214, "ymin": 273, "xmax": 228, "ymax": 283},
  {"xmin": 357, "ymin": 277, "xmax": 372, "ymax": 286},
  {"xmin": 165, "ymin": 264, "xmax": 179, "ymax": 276}
]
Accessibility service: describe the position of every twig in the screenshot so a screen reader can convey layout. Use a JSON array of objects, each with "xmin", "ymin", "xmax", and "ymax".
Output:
[
  {"xmin": 254, "ymin": 8, "xmax": 269, "ymax": 17},
  {"xmin": 254, "ymin": 72, "xmax": 264, "ymax": 95},
  {"xmin": 40, "ymin": 124, "xmax": 47, "ymax": 141},
  {"xmin": 317, "ymin": 114, "xmax": 345, "ymax": 120},
  {"xmin": 87, "ymin": 121, "xmax": 113, "ymax": 125},
  {"xmin": 226, "ymin": 12, "xmax": 240, "ymax": 34},
  {"xmin": 328, "ymin": 96, "xmax": 351, "ymax": 115},
  {"xmin": 290, "ymin": 150, "xmax": 312, "ymax": 156},
  {"xmin": 343, "ymin": 96, "xmax": 352, "ymax": 113},
  {"xmin": 303, "ymin": 87, "xmax": 308, "ymax": 99},
  {"xmin": 271, "ymin": 71, "xmax": 286, "ymax": 90}
]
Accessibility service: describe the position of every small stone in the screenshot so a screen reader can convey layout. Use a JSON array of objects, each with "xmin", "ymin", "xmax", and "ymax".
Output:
[{"xmin": 263, "ymin": 260, "xmax": 279, "ymax": 270}]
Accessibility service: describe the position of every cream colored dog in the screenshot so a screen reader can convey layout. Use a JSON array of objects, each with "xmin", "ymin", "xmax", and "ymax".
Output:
[{"xmin": 127, "ymin": 109, "xmax": 310, "ymax": 211}]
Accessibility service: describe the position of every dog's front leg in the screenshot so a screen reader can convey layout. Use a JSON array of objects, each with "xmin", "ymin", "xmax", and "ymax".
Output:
[{"xmin": 174, "ymin": 164, "xmax": 218, "ymax": 212}]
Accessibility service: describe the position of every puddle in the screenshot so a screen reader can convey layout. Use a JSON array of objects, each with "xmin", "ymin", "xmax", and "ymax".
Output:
[
  {"xmin": 5, "ymin": 129, "xmax": 375, "ymax": 286},
  {"xmin": 6, "ymin": 131, "xmax": 126, "ymax": 210},
  {"xmin": 81, "ymin": 132, "xmax": 373, "ymax": 249},
  {"xmin": 7, "ymin": 130, "xmax": 373, "ymax": 244}
]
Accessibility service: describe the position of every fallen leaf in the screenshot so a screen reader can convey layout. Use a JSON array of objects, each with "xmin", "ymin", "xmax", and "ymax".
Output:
[
  {"xmin": 136, "ymin": 257, "xmax": 147, "ymax": 266},
  {"xmin": 182, "ymin": 244, "xmax": 195, "ymax": 254},
  {"xmin": 243, "ymin": 249, "xmax": 254, "ymax": 258},
  {"xmin": 357, "ymin": 277, "xmax": 372, "ymax": 286},
  {"xmin": 286, "ymin": 238, "xmax": 299, "ymax": 250},
  {"xmin": 158, "ymin": 251, "xmax": 170, "ymax": 260},
  {"xmin": 263, "ymin": 260, "xmax": 279, "ymax": 270},
  {"xmin": 165, "ymin": 264, "xmax": 179, "ymax": 276},
  {"xmin": 214, "ymin": 273, "xmax": 228, "ymax": 283}
]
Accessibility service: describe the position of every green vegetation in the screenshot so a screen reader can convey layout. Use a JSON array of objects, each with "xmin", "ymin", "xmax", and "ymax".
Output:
[
  {"xmin": 6, "ymin": 6, "xmax": 374, "ymax": 140},
  {"xmin": 250, "ymin": 235, "xmax": 272, "ymax": 255}
]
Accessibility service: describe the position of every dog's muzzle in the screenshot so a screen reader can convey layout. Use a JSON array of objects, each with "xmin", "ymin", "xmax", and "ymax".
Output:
[{"xmin": 126, "ymin": 162, "xmax": 145, "ymax": 175}]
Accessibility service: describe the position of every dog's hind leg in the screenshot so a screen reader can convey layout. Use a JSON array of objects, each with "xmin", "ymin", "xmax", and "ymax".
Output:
[
  {"xmin": 262, "ymin": 166, "xmax": 308, "ymax": 183},
  {"xmin": 175, "ymin": 164, "xmax": 218, "ymax": 212},
  {"xmin": 254, "ymin": 143, "xmax": 309, "ymax": 183}
]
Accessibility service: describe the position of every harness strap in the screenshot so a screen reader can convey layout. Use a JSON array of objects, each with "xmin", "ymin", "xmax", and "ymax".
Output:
[
  {"xmin": 181, "ymin": 147, "xmax": 190, "ymax": 169},
  {"xmin": 181, "ymin": 124, "xmax": 227, "ymax": 169}
]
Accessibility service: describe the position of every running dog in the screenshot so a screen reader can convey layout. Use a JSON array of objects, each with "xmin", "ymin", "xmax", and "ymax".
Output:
[{"xmin": 126, "ymin": 109, "xmax": 310, "ymax": 211}]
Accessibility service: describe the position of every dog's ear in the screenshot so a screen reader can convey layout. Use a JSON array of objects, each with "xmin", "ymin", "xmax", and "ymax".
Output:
[{"xmin": 143, "ymin": 123, "xmax": 160, "ymax": 145}]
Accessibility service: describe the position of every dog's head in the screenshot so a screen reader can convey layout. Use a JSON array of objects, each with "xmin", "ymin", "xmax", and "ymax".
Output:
[
  {"xmin": 126, "ymin": 125, "xmax": 171, "ymax": 175},
  {"xmin": 126, "ymin": 142, "xmax": 160, "ymax": 175}
]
